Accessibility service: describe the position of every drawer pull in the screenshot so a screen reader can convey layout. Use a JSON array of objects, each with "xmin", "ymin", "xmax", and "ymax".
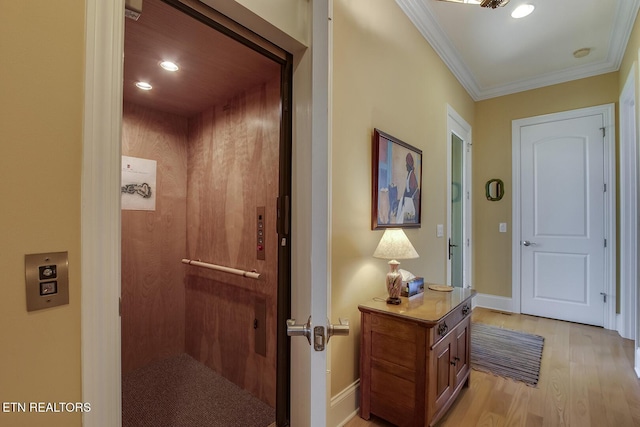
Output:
[
  {"xmin": 462, "ymin": 305, "xmax": 470, "ymax": 316},
  {"xmin": 438, "ymin": 322, "xmax": 448, "ymax": 336}
]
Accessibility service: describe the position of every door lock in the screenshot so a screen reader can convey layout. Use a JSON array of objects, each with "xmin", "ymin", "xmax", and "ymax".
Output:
[{"xmin": 313, "ymin": 326, "xmax": 325, "ymax": 351}]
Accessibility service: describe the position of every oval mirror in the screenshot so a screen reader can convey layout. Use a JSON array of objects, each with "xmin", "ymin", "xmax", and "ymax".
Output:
[{"xmin": 485, "ymin": 178, "xmax": 504, "ymax": 201}]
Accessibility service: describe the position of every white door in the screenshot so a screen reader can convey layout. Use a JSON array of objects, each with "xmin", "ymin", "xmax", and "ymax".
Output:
[
  {"xmin": 446, "ymin": 106, "xmax": 472, "ymax": 288},
  {"xmin": 518, "ymin": 112, "xmax": 606, "ymax": 326}
]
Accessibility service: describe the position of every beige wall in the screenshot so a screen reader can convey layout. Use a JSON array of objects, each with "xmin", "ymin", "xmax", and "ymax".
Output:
[
  {"xmin": 0, "ymin": 1, "xmax": 84, "ymax": 426},
  {"xmin": 473, "ymin": 73, "xmax": 619, "ymax": 298},
  {"xmin": 202, "ymin": 0, "xmax": 308, "ymax": 51},
  {"xmin": 330, "ymin": 0, "xmax": 475, "ymax": 395}
]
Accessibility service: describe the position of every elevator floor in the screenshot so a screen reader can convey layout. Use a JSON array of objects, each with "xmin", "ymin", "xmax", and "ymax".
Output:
[{"xmin": 122, "ymin": 353, "xmax": 275, "ymax": 427}]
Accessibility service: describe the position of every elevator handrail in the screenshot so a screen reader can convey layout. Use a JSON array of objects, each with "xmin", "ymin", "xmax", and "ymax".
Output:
[{"xmin": 181, "ymin": 258, "xmax": 261, "ymax": 280}]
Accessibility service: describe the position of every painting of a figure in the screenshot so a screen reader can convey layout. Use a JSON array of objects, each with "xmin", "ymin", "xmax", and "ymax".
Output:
[{"xmin": 372, "ymin": 129, "xmax": 422, "ymax": 229}]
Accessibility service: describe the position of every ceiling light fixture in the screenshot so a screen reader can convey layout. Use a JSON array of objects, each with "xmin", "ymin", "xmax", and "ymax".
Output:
[
  {"xmin": 160, "ymin": 61, "xmax": 179, "ymax": 72},
  {"xmin": 135, "ymin": 81, "xmax": 152, "ymax": 91},
  {"xmin": 573, "ymin": 48, "xmax": 591, "ymax": 58},
  {"xmin": 511, "ymin": 4, "xmax": 534, "ymax": 18},
  {"xmin": 437, "ymin": 0, "xmax": 509, "ymax": 7},
  {"xmin": 481, "ymin": 0, "xmax": 509, "ymax": 8}
]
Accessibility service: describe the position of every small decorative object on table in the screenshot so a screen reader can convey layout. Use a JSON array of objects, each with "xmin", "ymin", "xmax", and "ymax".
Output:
[
  {"xmin": 428, "ymin": 284, "xmax": 454, "ymax": 292},
  {"xmin": 402, "ymin": 276, "xmax": 425, "ymax": 297},
  {"xmin": 373, "ymin": 228, "xmax": 419, "ymax": 304}
]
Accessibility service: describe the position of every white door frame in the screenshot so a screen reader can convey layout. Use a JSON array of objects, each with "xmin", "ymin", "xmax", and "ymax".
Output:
[
  {"xmin": 619, "ymin": 63, "xmax": 638, "ymax": 343},
  {"xmin": 511, "ymin": 104, "xmax": 616, "ymax": 330},
  {"xmin": 296, "ymin": 0, "xmax": 332, "ymax": 425},
  {"xmin": 81, "ymin": 2, "xmax": 125, "ymax": 425},
  {"xmin": 81, "ymin": 1, "xmax": 328, "ymax": 426},
  {"xmin": 446, "ymin": 105, "xmax": 472, "ymax": 288}
]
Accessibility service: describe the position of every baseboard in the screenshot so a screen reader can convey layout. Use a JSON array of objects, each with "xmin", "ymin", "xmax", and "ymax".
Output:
[
  {"xmin": 472, "ymin": 293, "xmax": 514, "ymax": 313},
  {"xmin": 616, "ymin": 313, "xmax": 625, "ymax": 338},
  {"xmin": 329, "ymin": 379, "xmax": 360, "ymax": 427}
]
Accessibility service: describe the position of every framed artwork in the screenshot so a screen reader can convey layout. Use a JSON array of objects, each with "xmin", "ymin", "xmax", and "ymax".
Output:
[{"xmin": 372, "ymin": 128, "xmax": 422, "ymax": 229}]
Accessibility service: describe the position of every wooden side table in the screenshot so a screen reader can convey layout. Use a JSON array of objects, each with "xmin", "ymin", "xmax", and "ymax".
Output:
[{"xmin": 358, "ymin": 287, "xmax": 475, "ymax": 426}]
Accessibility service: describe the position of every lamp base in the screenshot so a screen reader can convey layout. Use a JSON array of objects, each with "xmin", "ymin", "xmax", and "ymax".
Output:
[
  {"xmin": 385, "ymin": 261, "xmax": 403, "ymax": 305},
  {"xmin": 386, "ymin": 297, "xmax": 401, "ymax": 305}
]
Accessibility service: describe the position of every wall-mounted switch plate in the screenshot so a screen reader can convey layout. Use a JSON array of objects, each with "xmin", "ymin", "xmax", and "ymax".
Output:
[
  {"xmin": 25, "ymin": 252, "xmax": 69, "ymax": 312},
  {"xmin": 499, "ymin": 223, "xmax": 507, "ymax": 233},
  {"xmin": 257, "ymin": 207, "xmax": 266, "ymax": 260},
  {"xmin": 436, "ymin": 224, "xmax": 444, "ymax": 238}
]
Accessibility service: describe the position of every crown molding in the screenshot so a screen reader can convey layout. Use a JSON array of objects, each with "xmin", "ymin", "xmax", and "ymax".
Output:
[
  {"xmin": 395, "ymin": 0, "xmax": 482, "ymax": 99},
  {"xmin": 396, "ymin": 0, "xmax": 640, "ymax": 101}
]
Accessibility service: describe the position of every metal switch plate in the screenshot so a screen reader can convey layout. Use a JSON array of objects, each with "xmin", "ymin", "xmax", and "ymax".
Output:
[
  {"xmin": 257, "ymin": 206, "xmax": 265, "ymax": 260},
  {"xmin": 25, "ymin": 252, "xmax": 69, "ymax": 312}
]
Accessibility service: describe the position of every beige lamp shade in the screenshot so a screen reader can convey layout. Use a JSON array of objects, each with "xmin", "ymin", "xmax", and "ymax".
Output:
[{"xmin": 373, "ymin": 228, "xmax": 419, "ymax": 261}]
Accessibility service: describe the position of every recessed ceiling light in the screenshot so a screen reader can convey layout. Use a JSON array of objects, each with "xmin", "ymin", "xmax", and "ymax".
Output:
[
  {"xmin": 573, "ymin": 48, "xmax": 591, "ymax": 58},
  {"xmin": 511, "ymin": 4, "xmax": 534, "ymax": 18},
  {"xmin": 135, "ymin": 81, "xmax": 152, "ymax": 90},
  {"xmin": 160, "ymin": 61, "xmax": 179, "ymax": 72}
]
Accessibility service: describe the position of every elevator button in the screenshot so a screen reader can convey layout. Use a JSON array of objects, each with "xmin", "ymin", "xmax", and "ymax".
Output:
[
  {"xmin": 39, "ymin": 265, "xmax": 57, "ymax": 280},
  {"xmin": 40, "ymin": 281, "xmax": 58, "ymax": 296}
]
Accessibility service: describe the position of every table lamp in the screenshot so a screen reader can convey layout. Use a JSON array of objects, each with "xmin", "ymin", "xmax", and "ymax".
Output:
[{"xmin": 373, "ymin": 228, "xmax": 419, "ymax": 305}]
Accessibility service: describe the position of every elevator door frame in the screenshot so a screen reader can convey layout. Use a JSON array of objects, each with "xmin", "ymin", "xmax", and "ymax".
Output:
[{"xmin": 132, "ymin": 0, "xmax": 294, "ymax": 423}]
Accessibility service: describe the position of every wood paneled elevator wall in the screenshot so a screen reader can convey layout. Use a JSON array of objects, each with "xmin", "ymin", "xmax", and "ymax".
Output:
[{"xmin": 121, "ymin": 76, "xmax": 281, "ymax": 407}]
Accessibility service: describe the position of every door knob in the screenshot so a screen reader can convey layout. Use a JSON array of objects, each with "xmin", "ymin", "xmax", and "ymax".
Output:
[
  {"xmin": 287, "ymin": 317, "xmax": 349, "ymax": 351},
  {"xmin": 327, "ymin": 318, "xmax": 350, "ymax": 342},
  {"xmin": 286, "ymin": 316, "xmax": 311, "ymax": 345},
  {"xmin": 448, "ymin": 238, "xmax": 458, "ymax": 260},
  {"xmin": 522, "ymin": 240, "xmax": 537, "ymax": 246}
]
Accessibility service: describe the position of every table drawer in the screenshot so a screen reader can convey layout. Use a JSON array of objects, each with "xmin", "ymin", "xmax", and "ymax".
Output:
[{"xmin": 431, "ymin": 299, "xmax": 471, "ymax": 346}]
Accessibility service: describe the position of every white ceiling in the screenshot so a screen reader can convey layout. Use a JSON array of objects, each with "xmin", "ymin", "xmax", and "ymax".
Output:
[{"xmin": 396, "ymin": 0, "xmax": 640, "ymax": 100}]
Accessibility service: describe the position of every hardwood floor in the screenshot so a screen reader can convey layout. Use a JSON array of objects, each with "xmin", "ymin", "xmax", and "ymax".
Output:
[{"xmin": 345, "ymin": 307, "xmax": 640, "ymax": 427}]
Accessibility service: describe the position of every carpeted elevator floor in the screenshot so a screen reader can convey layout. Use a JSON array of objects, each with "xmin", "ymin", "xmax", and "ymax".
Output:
[{"xmin": 122, "ymin": 353, "xmax": 275, "ymax": 427}]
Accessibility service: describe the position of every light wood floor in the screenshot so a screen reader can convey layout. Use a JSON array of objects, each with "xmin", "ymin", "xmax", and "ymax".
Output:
[{"xmin": 345, "ymin": 307, "xmax": 640, "ymax": 427}]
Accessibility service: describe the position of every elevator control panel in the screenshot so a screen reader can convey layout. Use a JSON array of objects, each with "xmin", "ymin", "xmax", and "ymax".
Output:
[
  {"xmin": 257, "ymin": 207, "xmax": 266, "ymax": 260},
  {"xmin": 25, "ymin": 251, "xmax": 69, "ymax": 312}
]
